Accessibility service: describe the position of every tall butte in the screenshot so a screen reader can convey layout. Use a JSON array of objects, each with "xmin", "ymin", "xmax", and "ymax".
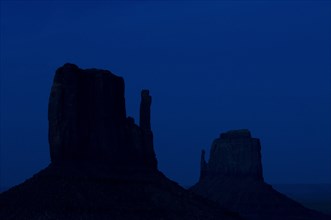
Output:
[
  {"xmin": 191, "ymin": 129, "xmax": 329, "ymax": 220},
  {"xmin": 0, "ymin": 64, "xmax": 241, "ymax": 220},
  {"xmin": 199, "ymin": 129, "xmax": 263, "ymax": 182},
  {"xmin": 48, "ymin": 63, "xmax": 157, "ymax": 169}
]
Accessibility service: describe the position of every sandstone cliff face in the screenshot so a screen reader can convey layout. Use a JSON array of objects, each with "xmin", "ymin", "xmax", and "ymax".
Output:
[
  {"xmin": 201, "ymin": 129, "xmax": 263, "ymax": 181},
  {"xmin": 48, "ymin": 63, "xmax": 157, "ymax": 169},
  {"xmin": 191, "ymin": 129, "xmax": 329, "ymax": 220}
]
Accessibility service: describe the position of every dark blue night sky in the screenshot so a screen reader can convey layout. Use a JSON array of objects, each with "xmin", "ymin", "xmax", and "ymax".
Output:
[{"xmin": 0, "ymin": 1, "xmax": 330, "ymax": 189}]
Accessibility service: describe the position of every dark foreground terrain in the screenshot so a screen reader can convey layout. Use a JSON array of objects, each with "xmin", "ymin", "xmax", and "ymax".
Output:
[
  {"xmin": 273, "ymin": 184, "xmax": 331, "ymax": 215},
  {"xmin": 0, "ymin": 163, "xmax": 240, "ymax": 220}
]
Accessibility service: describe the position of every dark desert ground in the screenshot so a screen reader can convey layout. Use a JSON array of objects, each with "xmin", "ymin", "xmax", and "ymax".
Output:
[{"xmin": 1, "ymin": 184, "xmax": 330, "ymax": 215}]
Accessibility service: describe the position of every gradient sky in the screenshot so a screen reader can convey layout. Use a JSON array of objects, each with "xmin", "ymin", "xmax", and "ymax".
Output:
[{"xmin": 0, "ymin": 1, "xmax": 330, "ymax": 189}]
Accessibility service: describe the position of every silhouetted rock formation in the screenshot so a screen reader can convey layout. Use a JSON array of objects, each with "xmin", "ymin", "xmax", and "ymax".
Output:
[
  {"xmin": 201, "ymin": 129, "xmax": 263, "ymax": 181},
  {"xmin": 191, "ymin": 129, "xmax": 330, "ymax": 220},
  {"xmin": 48, "ymin": 63, "xmax": 157, "ymax": 169},
  {"xmin": 0, "ymin": 64, "xmax": 241, "ymax": 220}
]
